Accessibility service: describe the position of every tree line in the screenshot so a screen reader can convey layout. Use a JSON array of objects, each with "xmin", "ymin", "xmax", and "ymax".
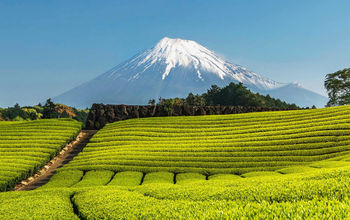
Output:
[
  {"xmin": 150, "ymin": 82, "xmax": 300, "ymax": 109},
  {"xmin": 1, "ymin": 67, "xmax": 349, "ymax": 123},
  {"xmin": 0, "ymin": 99, "xmax": 88, "ymax": 124}
]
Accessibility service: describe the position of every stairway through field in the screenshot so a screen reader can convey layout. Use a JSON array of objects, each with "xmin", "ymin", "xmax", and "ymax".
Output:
[{"xmin": 16, "ymin": 130, "xmax": 97, "ymax": 191}]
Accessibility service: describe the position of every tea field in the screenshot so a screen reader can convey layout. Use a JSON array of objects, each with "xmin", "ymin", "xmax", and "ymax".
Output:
[
  {"xmin": 2, "ymin": 163, "xmax": 350, "ymax": 219},
  {"xmin": 1, "ymin": 106, "xmax": 350, "ymax": 219},
  {"xmin": 0, "ymin": 119, "xmax": 81, "ymax": 192},
  {"xmin": 63, "ymin": 105, "xmax": 350, "ymax": 174}
]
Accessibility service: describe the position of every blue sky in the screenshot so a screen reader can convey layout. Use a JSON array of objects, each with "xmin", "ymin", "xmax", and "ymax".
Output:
[{"xmin": 0, "ymin": 0, "xmax": 349, "ymax": 107}]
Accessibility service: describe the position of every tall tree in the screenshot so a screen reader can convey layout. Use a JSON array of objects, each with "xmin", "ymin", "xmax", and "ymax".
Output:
[
  {"xmin": 325, "ymin": 68, "xmax": 350, "ymax": 106},
  {"xmin": 42, "ymin": 99, "xmax": 58, "ymax": 119}
]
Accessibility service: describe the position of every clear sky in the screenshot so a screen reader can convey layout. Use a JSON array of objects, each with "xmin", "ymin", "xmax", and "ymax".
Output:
[{"xmin": 0, "ymin": 0, "xmax": 349, "ymax": 107}]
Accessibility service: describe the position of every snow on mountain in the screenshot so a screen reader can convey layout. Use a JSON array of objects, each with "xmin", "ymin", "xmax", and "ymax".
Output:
[
  {"xmin": 105, "ymin": 37, "xmax": 283, "ymax": 90},
  {"xmin": 54, "ymin": 37, "xmax": 327, "ymax": 108}
]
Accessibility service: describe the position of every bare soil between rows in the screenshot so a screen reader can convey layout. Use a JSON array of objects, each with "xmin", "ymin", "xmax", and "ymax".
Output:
[{"xmin": 14, "ymin": 130, "xmax": 97, "ymax": 191}]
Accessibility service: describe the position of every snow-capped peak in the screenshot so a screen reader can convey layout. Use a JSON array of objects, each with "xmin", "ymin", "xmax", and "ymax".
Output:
[
  {"xmin": 136, "ymin": 37, "xmax": 231, "ymax": 80},
  {"xmin": 55, "ymin": 37, "xmax": 328, "ymax": 108},
  {"xmin": 107, "ymin": 37, "xmax": 283, "ymax": 90}
]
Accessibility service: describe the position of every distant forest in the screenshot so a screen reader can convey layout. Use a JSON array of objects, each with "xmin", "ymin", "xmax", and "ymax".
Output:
[
  {"xmin": 1, "ymin": 83, "xmax": 302, "ymax": 123},
  {"xmin": 0, "ymin": 99, "xmax": 89, "ymax": 124},
  {"xmin": 153, "ymin": 82, "xmax": 301, "ymax": 109}
]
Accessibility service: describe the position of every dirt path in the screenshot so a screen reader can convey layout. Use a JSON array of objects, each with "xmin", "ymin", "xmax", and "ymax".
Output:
[{"xmin": 14, "ymin": 130, "xmax": 97, "ymax": 191}]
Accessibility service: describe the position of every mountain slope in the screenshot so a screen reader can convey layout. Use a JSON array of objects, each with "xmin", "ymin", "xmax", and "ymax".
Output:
[
  {"xmin": 54, "ymin": 37, "xmax": 327, "ymax": 108},
  {"xmin": 264, "ymin": 83, "xmax": 328, "ymax": 108}
]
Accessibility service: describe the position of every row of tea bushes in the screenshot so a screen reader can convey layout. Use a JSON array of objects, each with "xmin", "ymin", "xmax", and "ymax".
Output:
[{"xmin": 0, "ymin": 119, "xmax": 81, "ymax": 191}]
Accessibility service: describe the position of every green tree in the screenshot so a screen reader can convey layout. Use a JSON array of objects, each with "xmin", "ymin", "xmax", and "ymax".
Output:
[
  {"xmin": 159, "ymin": 82, "xmax": 298, "ymax": 109},
  {"xmin": 193, "ymin": 94, "xmax": 205, "ymax": 106},
  {"xmin": 10, "ymin": 103, "xmax": 21, "ymax": 119},
  {"xmin": 161, "ymin": 99, "xmax": 176, "ymax": 116},
  {"xmin": 185, "ymin": 93, "xmax": 195, "ymax": 105},
  {"xmin": 185, "ymin": 93, "xmax": 205, "ymax": 106},
  {"xmin": 204, "ymin": 85, "xmax": 221, "ymax": 105},
  {"xmin": 148, "ymin": 99, "xmax": 156, "ymax": 106},
  {"xmin": 325, "ymin": 68, "xmax": 350, "ymax": 106},
  {"xmin": 42, "ymin": 99, "xmax": 58, "ymax": 119},
  {"xmin": 22, "ymin": 108, "xmax": 40, "ymax": 120},
  {"xmin": 73, "ymin": 109, "xmax": 89, "ymax": 127}
]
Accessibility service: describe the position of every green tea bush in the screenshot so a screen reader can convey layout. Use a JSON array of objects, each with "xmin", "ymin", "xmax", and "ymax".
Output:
[
  {"xmin": 72, "ymin": 166, "xmax": 350, "ymax": 219},
  {"xmin": 72, "ymin": 170, "xmax": 114, "ymax": 188},
  {"xmin": 61, "ymin": 106, "xmax": 350, "ymax": 175},
  {"xmin": 241, "ymin": 171, "xmax": 283, "ymax": 178},
  {"xmin": 143, "ymin": 172, "xmax": 174, "ymax": 184},
  {"xmin": 108, "ymin": 171, "xmax": 143, "ymax": 186},
  {"xmin": 0, "ymin": 189, "xmax": 78, "ymax": 219},
  {"xmin": 208, "ymin": 174, "xmax": 242, "ymax": 181},
  {"xmin": 0, "ymin": 119, "xmax": 81, "ymax": 191},
  {"xmin": 176, "ymin": 173, "xmax": 206, "ymax": 184},
  {"xmin": 1, "ymin": 105, "xmax": 350, "ymax": 218},
  {"xmin": 40, "ymin": 170, "xmax": 84, "ymax": 189}
]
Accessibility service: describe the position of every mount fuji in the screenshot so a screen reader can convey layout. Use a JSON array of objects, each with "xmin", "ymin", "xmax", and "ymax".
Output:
[{"xmin": 54, "ymin": 37, "xmax": 327, "ymax": 108}]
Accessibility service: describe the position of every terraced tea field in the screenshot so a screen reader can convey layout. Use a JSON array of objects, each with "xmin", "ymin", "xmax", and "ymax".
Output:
[
  {"xmin": 2, "ymin": 162, "xmax": 350, "ymax": 219},
  {"xmin": 63, "ymin": 105, "xmax": 350, "ymax": 175},
  {"xmin": 1, "ymin": 106, "xmax": 350, "ymax": 219},
  {"xmin": 0, "ymin": 119, "xmax": 81, "ymax": 191}
]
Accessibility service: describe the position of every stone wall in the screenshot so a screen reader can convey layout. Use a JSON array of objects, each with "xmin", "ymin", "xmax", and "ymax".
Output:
[{"xmin": 85, "ymin": 104, "xmax": 302, "ymax": 129}]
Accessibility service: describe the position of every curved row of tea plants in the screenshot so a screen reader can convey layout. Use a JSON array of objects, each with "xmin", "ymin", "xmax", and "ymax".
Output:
[
  {"xmin": 62, "ymin": 105, "xmax": 350, "ymax": 175},
  {"xmin": 0, "ymin": 119, "xmax": 81, "ymax": 191},
  {"xmin": 2, "ymin": 161, "xmax": 350, "ymax": 219}
]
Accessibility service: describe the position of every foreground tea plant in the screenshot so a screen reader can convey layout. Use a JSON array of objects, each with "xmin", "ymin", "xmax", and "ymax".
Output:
[
  {"xmin": 0, "ymin": 119, "xmax": 81, "ymax": 191},
  {"xmin": 1, "ymin": 106, "xmax": 350, "ymax": 219}
]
